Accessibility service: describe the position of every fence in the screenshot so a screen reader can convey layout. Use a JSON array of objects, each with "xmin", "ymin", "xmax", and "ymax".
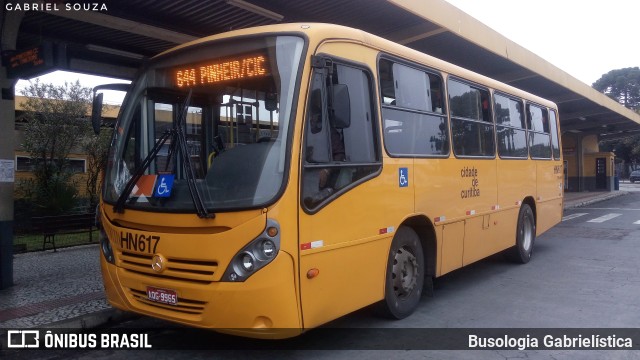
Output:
[{"xmin": 13, "ymin": 199, "xmax": 97, "ymax": 253}]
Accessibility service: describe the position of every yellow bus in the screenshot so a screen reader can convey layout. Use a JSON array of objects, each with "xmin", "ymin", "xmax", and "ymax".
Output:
[{"xmin": 96, "ymin": 23, "xmax": 563, "ymax": 338}]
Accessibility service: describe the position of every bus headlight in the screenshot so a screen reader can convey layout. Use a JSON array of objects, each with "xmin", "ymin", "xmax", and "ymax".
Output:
[
  {"xmin": 96, "ymin": 208, "xmax": 115, "ymax": 264},
  {"xmin": 241, "ymin": 253, "xmax": 256, "ymax": 271},
  {"xmin": 101, "ymin": 231, "xmax": 115, "ymax": 264},
  {"xmin": 223, "ymin": 219, "xmax": 280, "ymax": 282},
  {"xmin": 261, "ymin": 239, "xmax": 276, "ymax": 259}
]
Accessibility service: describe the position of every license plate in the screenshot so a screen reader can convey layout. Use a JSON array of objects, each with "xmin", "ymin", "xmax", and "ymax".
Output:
[{"xmin": 146, "ymin": 286, "xmax": 178, "ymax": 305}]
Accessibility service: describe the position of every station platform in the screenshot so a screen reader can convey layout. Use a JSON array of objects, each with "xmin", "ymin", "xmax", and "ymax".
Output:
[{"xmin": 0, "ymin": 190, "xmax": 627, "ymax": 332}]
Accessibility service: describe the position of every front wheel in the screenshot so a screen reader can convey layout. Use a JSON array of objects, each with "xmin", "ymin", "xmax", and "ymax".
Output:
[
  {"xmin": 508, "ymin": 204, "xmax": 536, "ymax": 264},
  {"xmin": 376, "ymin": 226, "xmax": 424, "ymax": 319}
]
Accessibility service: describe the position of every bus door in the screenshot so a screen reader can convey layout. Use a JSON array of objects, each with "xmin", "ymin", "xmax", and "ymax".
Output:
[
  {"xmin": 446, "ymin": 79, "xmax": 499, "ymax": 265},
  {"xmin": 298, "ymin": 44, "xmax": 385, "ymax": 329}
]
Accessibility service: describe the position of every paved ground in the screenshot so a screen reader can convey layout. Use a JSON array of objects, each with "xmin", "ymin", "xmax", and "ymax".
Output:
[
  {"xmin": 0, "ymin": 190, "xmax": 629, "ymax": 337},
  {"xmin": 0, "ymin": 245, "xmax": 112, "ymax": 328}
]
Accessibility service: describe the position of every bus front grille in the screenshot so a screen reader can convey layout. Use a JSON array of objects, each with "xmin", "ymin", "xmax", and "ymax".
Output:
[{"xmin": 118, "ymin": 251, "xmax": 218, "ymax": 284}]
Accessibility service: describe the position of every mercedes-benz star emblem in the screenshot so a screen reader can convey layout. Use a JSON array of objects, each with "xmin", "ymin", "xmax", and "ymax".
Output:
[{"xmin": 151, "ymin": 254, "xmax": 165, "ymax": 273}]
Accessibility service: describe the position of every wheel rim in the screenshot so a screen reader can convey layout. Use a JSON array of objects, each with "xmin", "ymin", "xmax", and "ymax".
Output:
[
  {"xmin": 392, "ymin": 246, "xmax": 418, "ymax": 298},
  {"xmin": 521, "ymin": 213, "xmax": 534, "ymax": 252}
]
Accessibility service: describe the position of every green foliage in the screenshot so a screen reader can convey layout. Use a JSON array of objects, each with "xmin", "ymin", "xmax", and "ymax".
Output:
[
  {"xmin": 600, "ymin": 135, "xmax": 640, "ymax": 164},
  {"xmin": 19, "ymin": 79, "xmax": 93, "ymax": 215},
  {"xmin": 594, "ymin": 68, "xmax": 640, "ymax": 164},
  {"xmin": 83, "ymin": 128, "xmax": 113, "ymax": 209},
  {"xmin": 19, "ymin": 172, "xmax": 79, "ymax": 215},
  {"xmin": 592, "ymin": 67, "xmax": 640, "ymax": 110}
]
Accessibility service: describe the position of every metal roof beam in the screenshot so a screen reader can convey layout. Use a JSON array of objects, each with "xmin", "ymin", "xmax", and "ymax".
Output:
[
  {"xmin": 492, "ymin": 69, "xmax": 538, "ymax": 84},
  {"xmin": 397, "ymin": 28, "xmax": 447, "ymax": 45},
  {"xmin": 552, "ymin": 92, "xmax": 583, "ymax": 104},
  {"xmin": 40, "ymin": 9, "xmax": 197, "ymax": 44},
  {"xmin": 382, "ymin": 23, "xmax": 447, "ymax": 45},
  {"xmin": 600, "ymin": 129, "xmax": 640, "ymax": 141},
  {"xmin": 563, "ymin": 118, "xmax": 637, "ymax": 132},
  {"xmin": 68, "ymin": 58, "xmax": 138, "ymax": 80},
  {"xmin": 561, "ymin": 108, "xmax": 613, "ymax": 121}
]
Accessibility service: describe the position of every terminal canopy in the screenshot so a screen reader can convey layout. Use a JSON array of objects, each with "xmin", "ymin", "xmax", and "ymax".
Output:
[{"xmin": 3, "ymin": 0, "xmax": 639, "ymax": 137}]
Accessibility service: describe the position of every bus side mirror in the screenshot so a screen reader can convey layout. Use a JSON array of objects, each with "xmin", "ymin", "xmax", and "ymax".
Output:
[
  {"xmin": 330, "ymin": 84, "xmax": 350, "ymax": 129},
  {"xmin": 265, "ymin": 92, "xmax": 278, "ymax": 112},
  {"xmin": 91, "ymin": 92, "xmax": 104, "ymax": 135},
  {"xmin": 90, "ymin": 83, "xmax": 131, "ymax": 135}
]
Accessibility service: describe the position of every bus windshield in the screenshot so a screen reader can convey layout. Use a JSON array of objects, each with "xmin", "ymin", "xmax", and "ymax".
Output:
[{"xmin": 103, "ymin": 35, "xmax": 305, "ymax": 213}]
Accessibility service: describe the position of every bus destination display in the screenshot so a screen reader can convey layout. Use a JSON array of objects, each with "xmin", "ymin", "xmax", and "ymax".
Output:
[{"xmin": 175, "ymin": 54, "xmax": 269, "ymax": 88}]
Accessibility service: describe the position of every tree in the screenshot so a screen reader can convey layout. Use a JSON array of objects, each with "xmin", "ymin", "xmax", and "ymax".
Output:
[
  {"xmin": 82, "ymin": 128, "xmax": 112, "ymax": 209},
  {"xmin": 601, "ymin": 136, "xmax": 640, "ymax": 163},
  {"xmin": 19, "ymin": 80, "xmax": 93, "ymax": 214},
  {"xmin": 592, "ymin": 67, "xmax": 640, "ymax": 110},
  {"xmin": 594, "ymin": 68, "xmax": 640, "ymax": 176}
]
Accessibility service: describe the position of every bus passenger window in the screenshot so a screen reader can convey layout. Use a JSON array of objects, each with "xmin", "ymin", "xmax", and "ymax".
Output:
[
  {"xmin": 527, "ymin": 104, "xmax": 552, "ymax": 159},
  {"xmin": 495, "ymin": 93, "xmax": 528, "ymax": 158},
  {"xmin": 379, "ymin": 58, "xmax": 448, "ymax": 157},
  {"xmin": 449, "ymin": 79, "xmax": 495, "ymax": 157},
  {"xmin": 550, "ymin": 110, "xmax": 561, "ymax": 160},
  {"xmin": 302, "ymin": 62, "xmax": 381, "ymax": 211}
]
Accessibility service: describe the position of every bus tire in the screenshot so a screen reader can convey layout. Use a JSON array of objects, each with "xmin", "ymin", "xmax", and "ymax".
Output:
[
  {"xmin": 377, "ymin": 226, "xmax": 424, "ymax": 319},
  {"xmin": 508, "ymin": 203, "xmax": 536, "ymax": 264}
]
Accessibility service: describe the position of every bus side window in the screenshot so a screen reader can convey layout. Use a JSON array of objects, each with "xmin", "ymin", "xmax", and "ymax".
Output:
[
  {"xmin": 302, "ymin": 62, "xmax": 381, "ymax": 211},
  {"xmin": 527, "ymin": 104, "xmax": 552, "ymax": 159},
  {"xmin": 448, "ymin": 79, "xmax": 495, "ymax": 157},
  {"xmin": 549, "ymin": 110, "xmax": 561, "ymax": 160},
  {"xmin": 380, "ymin": 58, "xmax": 449, "ymax": 157},
  {"xmin": 495, "ymin": 93, "xmax": 528, "ymax": 158},
  {"xmin": 305, "ymin": 73, "xmax": 331, "ymax": 163}
]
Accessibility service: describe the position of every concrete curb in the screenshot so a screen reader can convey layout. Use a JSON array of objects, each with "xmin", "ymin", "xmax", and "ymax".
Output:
[
  {"xmin": 47, "ymin": 308, "xmax": 139, "ymax": 329},
  {"xmin": 563, "ymin": 191, "xmax": 627, "ymax": 209}
]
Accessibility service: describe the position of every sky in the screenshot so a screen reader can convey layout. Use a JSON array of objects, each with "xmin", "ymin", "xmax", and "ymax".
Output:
[
  {"xmin": 15, "ymin": 71, "xmax": 130, "ymax": 105},
  {"xmin": 15, "ymin": 0, "xmax": 639, "ymax": 100},
  {"xmin": 442, "ymin": 0, "xmax": 639, "ymax": 86}
]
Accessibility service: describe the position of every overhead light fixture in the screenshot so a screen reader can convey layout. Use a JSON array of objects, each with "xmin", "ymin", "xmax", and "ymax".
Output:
[
  {"xmin": 86, "ymin": 44, "xmax": 144, "ymax": 60},
  {"xmin": 226, "ymin": 0, "xmax": 284, "ymax": 21}
]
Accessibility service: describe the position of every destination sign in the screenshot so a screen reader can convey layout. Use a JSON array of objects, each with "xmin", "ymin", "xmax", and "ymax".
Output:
[
  {"xmin": 175, "ymin": 54, "xmax": 269, "ymax": 88},
  {"xmin": 4, "ymin": 42, "xmax": 56, "ymax": 79}
]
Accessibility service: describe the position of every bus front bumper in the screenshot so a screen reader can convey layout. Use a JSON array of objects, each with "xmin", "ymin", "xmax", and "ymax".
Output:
[{"xmin": 100, "ymin": 251, "xmax": 302, "ymax": 339}]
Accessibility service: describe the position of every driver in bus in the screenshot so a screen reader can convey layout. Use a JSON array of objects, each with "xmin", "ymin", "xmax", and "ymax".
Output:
[{"xmin": 304, "ymin": 125, "xmax": 346, "ymax": 208}]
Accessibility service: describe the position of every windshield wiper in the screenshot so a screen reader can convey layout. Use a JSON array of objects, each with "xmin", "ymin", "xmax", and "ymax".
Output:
[
  {"xmin": 114, "ymin": 89, "xmax": 214, "ymax": 219},
  {"xmin": 174, "ymin": 90, "xmax": 213, "ymax": 219},
  {"xmin": 113, "ymin": 129, "xmax": 173, "ymax": 213}
]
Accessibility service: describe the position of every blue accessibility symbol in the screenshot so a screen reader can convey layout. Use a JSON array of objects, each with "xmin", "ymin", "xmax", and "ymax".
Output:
[
  {"xmin": 399, "ymin": 168, "xmax": 408, "ymax": 187},
  {"xmin": 154, "ymin": 174, "xmax": 175, "ymax": 198}
]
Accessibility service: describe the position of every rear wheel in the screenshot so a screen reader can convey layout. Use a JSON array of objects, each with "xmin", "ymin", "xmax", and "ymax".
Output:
[
  {"xmin": 377, "ymin": 226, "xmax": 424, "ymax": 319},
  {"xmin": 508, "ymin": 204, "xmax": 536, "ymax": 264}
]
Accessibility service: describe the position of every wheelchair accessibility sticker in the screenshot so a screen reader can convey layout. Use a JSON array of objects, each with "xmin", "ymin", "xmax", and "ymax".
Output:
[
  {"xmin": 154, "ymin": 174, "xmax": 175, "ymax": 198},
  {"xmin": 399, "ymin": 167, "xmax": 408, "ymax": 187}
]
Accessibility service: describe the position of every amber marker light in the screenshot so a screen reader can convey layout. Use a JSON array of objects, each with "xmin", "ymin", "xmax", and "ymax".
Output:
[
  {"xmin": 307, "ymin": 268, "xmax": 320, "ymax": 279},
  {"xmin": 267, "ymin": 226, "xmax": 278, "ymax": 237}
]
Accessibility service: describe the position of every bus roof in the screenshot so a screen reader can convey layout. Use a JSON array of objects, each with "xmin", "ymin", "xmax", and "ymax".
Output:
[{"xmin": 155, "ymin": 23, "xmax": 557, "ymax": 110}]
